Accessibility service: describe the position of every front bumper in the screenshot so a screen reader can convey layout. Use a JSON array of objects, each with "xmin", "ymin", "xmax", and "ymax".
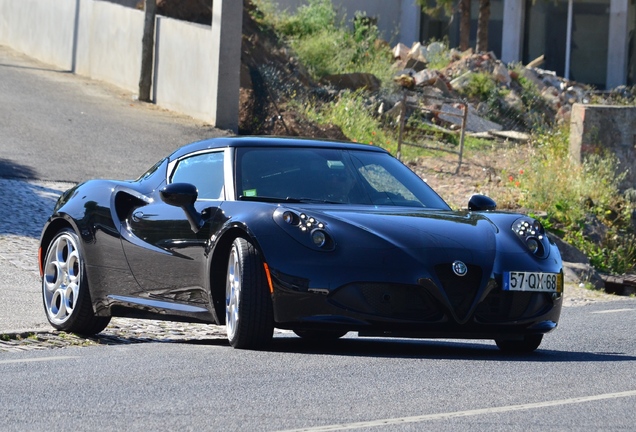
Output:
[{"xmin": 271, "ymin": 274, "xmax": 563, "ymax": 339}]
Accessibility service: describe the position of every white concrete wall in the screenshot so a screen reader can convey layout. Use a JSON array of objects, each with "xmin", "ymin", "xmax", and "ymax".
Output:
[
  {"xmin": 0, "ymin": 0, "xmax": 77, "ymax": 70},
  {"xmin": 273, "ymin": 0, "xmax": 415, "ymax": 45},
  {"xmin": 209, "ymin": 0, "xmax": 243, "ymax": 133},
  {"xmin": 153, "ymin": 17, "xmax": 214, "ymax": 121},
  {"xmin": 399, "ymin": 0, "xmax": 420, "ymax": 46},
  {"xmin": 0, "ymin": 0, "xmax": 145, "ymax": 87},
  {"xmin": 501, "ymin": 0, "xmax": 525, "ymax": 64},
  {"xmin": 607, "ymin": 0, "xmax": 629, "ymax": 89},
  {"xmin": 0, "ymin": 0, "xmax": 242, "ymax": 130},
  {"xmin": 80, "ymin": 0, "xmax": 144, "ymax": 91}
]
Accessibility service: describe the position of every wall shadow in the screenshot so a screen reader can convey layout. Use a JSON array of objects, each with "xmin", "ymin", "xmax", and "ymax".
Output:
[
  {"xmin": 0, "ymin": 159, "xmax": 69, "ymax": 238},
  {"xmin": 0, "ymin": 158, "xmax": 37, "ymax": 179}
]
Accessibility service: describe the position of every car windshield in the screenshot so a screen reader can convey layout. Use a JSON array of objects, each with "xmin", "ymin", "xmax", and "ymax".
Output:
[{"xmin": 236, "ymin": 147, "xmax": 451, "ymax": 209}]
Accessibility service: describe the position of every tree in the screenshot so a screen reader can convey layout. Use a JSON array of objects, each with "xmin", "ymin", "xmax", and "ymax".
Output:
[
  {"xmin": 416, "ymin": 0, "xmax": 470, "ymax": 51},
  {"xmin": 475, "ymin": 0, "xmax": 490, "ymax": 53},
  {"xmin": 416, "ymin": 0, "xmax": 491, "ymax": 53},
  {"xmin": 458, "ymin": 0, "xmax": 470, "ymax": 52},
  {"xmin": 139, "ymin": 0, "xmax": 157, "ymax": 102}
]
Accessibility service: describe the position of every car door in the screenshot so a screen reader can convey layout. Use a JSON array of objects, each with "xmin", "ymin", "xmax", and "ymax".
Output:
[{"xmin": 120, "ymin": 150, "xmax": 226, "ymax": 307}]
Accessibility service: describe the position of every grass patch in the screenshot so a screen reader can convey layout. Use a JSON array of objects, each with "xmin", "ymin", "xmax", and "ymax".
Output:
[
  {"xmin": 302, "ymin": 91, "xmax": 395, "ymax": 146},
  {"xmin": 253, "ymin": 0, "xmax": 394, "ymax": 86}
]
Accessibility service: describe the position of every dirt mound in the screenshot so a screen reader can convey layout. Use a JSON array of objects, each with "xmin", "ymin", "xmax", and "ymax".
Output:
[{"xmin": 238, "ymin": 2, "xmax": 347, "ymax": 139}]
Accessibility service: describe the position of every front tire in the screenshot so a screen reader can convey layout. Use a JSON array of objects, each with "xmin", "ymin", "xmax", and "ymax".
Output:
[
  {"xmin": 226, "ymin": 238, "xmax": 274, "ymax": 349},
  {"xmin": 42, "ymin": 229, "xmax": 110, "ymax": 334},
  {"xmin": 495, "ymin": 334, "xmax": 543, "ymax": 353}
]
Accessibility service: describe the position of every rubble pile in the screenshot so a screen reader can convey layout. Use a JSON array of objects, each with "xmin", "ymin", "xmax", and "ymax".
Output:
[{"xmin": 387, "ymin": 41, "xmax": 607, "ymax": 137}]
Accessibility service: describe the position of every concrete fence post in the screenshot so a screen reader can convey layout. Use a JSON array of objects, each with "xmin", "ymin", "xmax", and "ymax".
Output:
[
  {"xmin": 210, "ymin": 0, "xmax": 243, "ymax": 133},
  {"xmin": 501, "ymin": 0, "xmax": 525, "ymax": 64},
  {"xmin": 570, "ymin": 103, "xmax": 636, "ymax": 189}
]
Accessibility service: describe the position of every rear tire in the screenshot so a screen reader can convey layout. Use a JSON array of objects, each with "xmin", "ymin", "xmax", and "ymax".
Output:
[
  {"xmin": 41, "ymin": 229, "xmax": 111, "ymax": 335},
  {"xmin": 495, "ymin": 334, "xmax": 543, "ymax": 353},
  {"xmin": 225, "ymin": 238, "xmax": 274, "ymax": 349}
]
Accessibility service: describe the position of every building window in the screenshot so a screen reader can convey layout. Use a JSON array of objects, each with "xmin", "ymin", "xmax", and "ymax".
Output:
[
  {"xmin": 524, "ymin": 0, "xmax": 610, "ymax": 89},
  {"xmin": 628, "ymin": 0, "xmax": 636, "ymax": 85}
]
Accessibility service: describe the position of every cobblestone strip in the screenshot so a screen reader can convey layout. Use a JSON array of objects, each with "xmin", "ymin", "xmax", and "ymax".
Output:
[
  {"xmin": 0, "ymin": 319, "xmax": 230, "ymax": 353},
  {"xmin": 0, "ymin": 320, "xmax": 294, "ymax": 353}
]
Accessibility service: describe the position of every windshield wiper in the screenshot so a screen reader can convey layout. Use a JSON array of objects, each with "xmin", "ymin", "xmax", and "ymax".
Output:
[
  {"xmin": 238, "ymin": 196, "xmax": 341, "ymax": 204},
  {"xmin": 288, "ymin": 197, "xmax": 344, "ymax": 204}
]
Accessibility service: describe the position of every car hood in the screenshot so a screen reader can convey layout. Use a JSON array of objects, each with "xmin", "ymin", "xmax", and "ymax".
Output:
[{"xmin": 309, "ymin": 207, "xmax": 503, "ymax": 265}]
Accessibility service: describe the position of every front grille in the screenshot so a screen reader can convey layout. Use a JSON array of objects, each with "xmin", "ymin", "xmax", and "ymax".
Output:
[
  {"xmin": 474, "ymin": 289, "xmax": 552, "ymax": 323},
  {"xmin": 434, "ymin": 263, "xmax": 482, "ymax": 320},
  {"xmin": 330, "ymin": 283, "xmax": 443, "ymax": 321}
]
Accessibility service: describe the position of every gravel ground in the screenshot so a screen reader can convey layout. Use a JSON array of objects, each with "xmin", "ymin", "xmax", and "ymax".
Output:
[{"xmin": 409, "ymin": 140, "xmax": 531, "ymax": 211}]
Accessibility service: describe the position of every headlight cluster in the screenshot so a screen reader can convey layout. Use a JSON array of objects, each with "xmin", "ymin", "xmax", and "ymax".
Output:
[
  {"xmin": 275, "ymin": 209, "xmax": 335, "ymax": 251},
  {"xmin": 512, "ymin": 217, "xmax": 549, "ymax": 258}
]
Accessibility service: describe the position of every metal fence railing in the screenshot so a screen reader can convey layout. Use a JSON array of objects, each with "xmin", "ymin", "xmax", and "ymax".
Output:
[{"xmin": 396, "ymin": 92, "xmax": 468, "ymax": 174}]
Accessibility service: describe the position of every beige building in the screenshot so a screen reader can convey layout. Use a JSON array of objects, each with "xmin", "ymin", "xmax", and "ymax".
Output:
[{"xmin": 275, "ymin": 0, "xmax": 636, "ymax": 90}]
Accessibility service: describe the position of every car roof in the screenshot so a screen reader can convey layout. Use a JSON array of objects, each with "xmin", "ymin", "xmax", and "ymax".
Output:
[{"xmin": 168, "ymin": 136, "xmax": 388, "ymax": 161}]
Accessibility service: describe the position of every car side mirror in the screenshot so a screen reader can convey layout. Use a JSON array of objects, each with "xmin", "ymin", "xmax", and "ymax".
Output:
[
  {"xmin": 468, "ymin": 194, "xmax": 497, "ymax": 211},
  {"xmin": 160, "ymin": 183, "xmax": 204, "ymax": 233}
]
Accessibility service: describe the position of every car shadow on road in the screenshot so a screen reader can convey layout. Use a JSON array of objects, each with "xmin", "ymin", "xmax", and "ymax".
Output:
[
  {"xmin": 12, "ymin": 330, "xmax": 635, "ymax": 362},
  {"xmin": 87, "ymin": 324, "xmax": 636, "ymax": 363},
  {"xmin": 251, "ymin": 336, "xmax": 636, "ymax": 363}
]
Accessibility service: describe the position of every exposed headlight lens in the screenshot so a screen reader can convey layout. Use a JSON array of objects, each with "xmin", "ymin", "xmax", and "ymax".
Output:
[
  {"xmin": 282, "ymin": 211, "xmax": 295, "ymax": 225},
  {"xmin": 311, "ymin": 230, "xmax": 327, "ymax": 248},
  {"xmin": 526, "ymin": 238, "xmax": 540, "ymax": 254}
]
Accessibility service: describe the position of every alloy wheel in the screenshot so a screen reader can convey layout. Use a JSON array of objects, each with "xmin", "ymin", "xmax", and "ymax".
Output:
[{"xmin": 43, "ymin": 233, "xmax": 82, "ymax": 325}]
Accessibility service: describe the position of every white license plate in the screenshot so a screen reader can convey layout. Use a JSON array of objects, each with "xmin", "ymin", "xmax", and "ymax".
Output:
[{"xmin": 503, "ymin": 271, "xmax": 562, "ymax": 293}]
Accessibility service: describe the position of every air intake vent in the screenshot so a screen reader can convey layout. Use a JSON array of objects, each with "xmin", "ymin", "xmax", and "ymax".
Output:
[{"xmin": 330, "ymin": 283, "xmax": 443, "ymax": 322}]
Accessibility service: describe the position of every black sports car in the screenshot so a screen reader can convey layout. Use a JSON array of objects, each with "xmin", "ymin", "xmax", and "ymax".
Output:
[{"xmin": 39, "ymin": 136, "xmax": 563, "ymax": 352}]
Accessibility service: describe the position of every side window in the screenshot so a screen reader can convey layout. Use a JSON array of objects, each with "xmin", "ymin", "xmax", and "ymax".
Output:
[{"xmin": 171, "ymin": 152, "xmax": 224, "ymax": 200}]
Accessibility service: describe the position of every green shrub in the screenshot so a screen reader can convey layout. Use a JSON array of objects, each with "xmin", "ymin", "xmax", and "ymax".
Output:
[
  {"xmin": 276, "ymin": 0, "xmax": 337, "ymax": 37},
  {"xmin": 461, "ymin": 72, "xmax": 497, "ymax": 100},
  {"xmin": 254, "ymin": 0, "xmax": 393, "ymax": 85},
  {"xmin": 520, "ymin": 127, "xmax": 635, "ymax": 273},
  {"xmin": 301, "ymin": 91, "xmax": 394, "ymax": 146}
]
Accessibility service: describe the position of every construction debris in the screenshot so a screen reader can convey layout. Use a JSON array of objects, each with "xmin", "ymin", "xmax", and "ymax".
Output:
[{"xmin": 386, "ymin": 41, "xmax": 604, "ymax": 139}]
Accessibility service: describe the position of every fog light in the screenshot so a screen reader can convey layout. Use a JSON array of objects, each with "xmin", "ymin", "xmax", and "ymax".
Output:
[{"xmin": 311, "ymin": 230, "xmax": 327, "ymax": 248}]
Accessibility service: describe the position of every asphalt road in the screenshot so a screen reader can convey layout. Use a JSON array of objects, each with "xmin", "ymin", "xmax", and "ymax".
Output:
[
  {"xmin": 1, "ymin": 300, "xmax": 636, "ymax": 431},
  {"xmin": 0, "ymin": 45, "xmax": 224, "ymax": 182}
]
